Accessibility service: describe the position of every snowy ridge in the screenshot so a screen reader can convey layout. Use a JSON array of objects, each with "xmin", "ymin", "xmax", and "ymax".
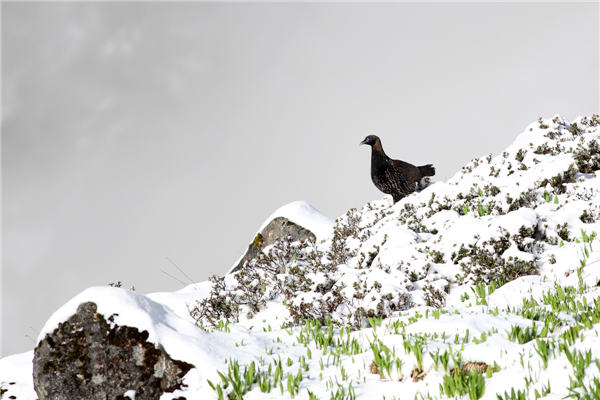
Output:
[{"xmin": 2, "ymin": 115, "xmax": 600, "ymax": 399}]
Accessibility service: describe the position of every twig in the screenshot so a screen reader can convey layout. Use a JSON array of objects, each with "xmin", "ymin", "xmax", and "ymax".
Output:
[
  {"xmin": 166, "ymin": 257, "xmax": 195, "ymax": 283},
  {"xmin": 160, "ymin": 269, "xmax": 187, "ymax": 286}
]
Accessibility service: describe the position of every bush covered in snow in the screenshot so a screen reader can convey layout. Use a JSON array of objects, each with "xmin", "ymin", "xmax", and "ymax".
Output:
[{"xmin": 190, "ymin": 115, "xmax": 600, "ymax": 332}]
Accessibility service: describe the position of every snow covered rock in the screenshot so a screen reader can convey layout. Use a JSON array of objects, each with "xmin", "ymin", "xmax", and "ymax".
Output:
[
  {"xmin": 229, "ymin": 201, "xmax": 334, "ymax": 273},
  {"xmin": 33, "ymin": 301, "xmax": 193, "ymax": 400}
]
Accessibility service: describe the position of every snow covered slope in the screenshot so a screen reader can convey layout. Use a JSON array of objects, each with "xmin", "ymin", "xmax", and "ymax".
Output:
[{"xmin": 2, "ymin": 115, "xmax": 600, "ymax": 400}]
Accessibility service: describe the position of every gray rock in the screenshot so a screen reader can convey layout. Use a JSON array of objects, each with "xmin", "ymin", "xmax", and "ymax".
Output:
[
  {"xmin": 33, "ymin": 302, "xmax": 193, "ymax": 400},
  {"xmin": 230, "ymin": 216, "xmax": 316, "ymax": 273}
]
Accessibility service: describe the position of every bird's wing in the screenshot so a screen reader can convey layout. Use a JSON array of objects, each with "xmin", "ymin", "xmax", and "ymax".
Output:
[
  {"xmin": 390, "ymin": 159, "xmax": 421, "ymax": 183},
  {"xmin": 390, "ymin": 158, "xmax": 414, "ymax": 169},
  {"xmin": 384, "ymin": 167, "xmax": 411, "ymax": 196}
]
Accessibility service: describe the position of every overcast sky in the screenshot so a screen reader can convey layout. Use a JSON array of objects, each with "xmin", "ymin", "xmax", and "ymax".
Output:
[{"xmin": 2, "ymin": 2, "xmax": 598, "ymax": 356}]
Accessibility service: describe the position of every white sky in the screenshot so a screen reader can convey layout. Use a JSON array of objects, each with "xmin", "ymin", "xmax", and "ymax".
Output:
[{"xmin": 2, "ymin": 2, "xmax": 598, "ymax": 356}]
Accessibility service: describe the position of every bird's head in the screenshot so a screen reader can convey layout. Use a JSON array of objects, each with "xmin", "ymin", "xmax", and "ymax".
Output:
[{"xmin": 360, "ymin": 135, "xmax": 380, "ymax": 147}]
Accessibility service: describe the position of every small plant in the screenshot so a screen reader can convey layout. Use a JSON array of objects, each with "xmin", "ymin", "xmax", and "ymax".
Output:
[
  {"xmin": 368, "ymin": 316, "xmax": 382, "ymax": 332},
  {"xmin": 580, "ymin": 209, "xmax": 595, "ymax": 223},
  {"xmin": 561, "ymin": 344, "xmax": 592, "ymax": 394},
  {"xmin": 329, "ymin": 381, "xmax": 356, "ymax": 400},
  {"xmin": 190, "ymin": 275, "xmax": 241, "ymax": 328},
  {"xmin": 336, "ymin": 327, "xmax": 362, "ymax": 355},
  {"xmin": 476, "ymin": 203, "xmax": 491, "ymax": 217},
  {"xmin": 286, "ymin": 371, "xmax": 301, "ymax": 397},
  {"xmin": 424, "ymin": 284, "xmax": 446, "ymax": 308},
  {"xmin": 534, "ymin": 339, "xmax": 550, "ymax": 369},
  {"xmin": 507, "ymin": 323, "xmax": 543, "ymax": 344},
  {"xmin": 297, "ymin": 319, "xmax": 335, "ymax": 352},
  {"xmin": 208, "ymin": 359, "xmax": 263, "ymax": 400},
  {"xmin": 497, "ymin": 388, "xmax": 527, "ymax": 400},
  {"xmin": 543, "ymin": 190, "xmax": 552, "ymax": 202},
  {"xmin": 471, "ymin": 282, "xmax": 497, "ymax": 306},
  {"xmin": 440, "ymin": 369, "xmax": 486, "ymax": 400},
  {"xmin": 370, "ymin": 339, "xmax": 401, "ymax": 380},
  {"xmin": 214, "ymin": 319, "xmax": 231, "ymax": 333},
  {"xmin": 439, "ymin": 349, "xmax": 451, "ymax": 373},
  {"xmin": 458, "ymin": 241, "xmax": 538, "ymax": 286},
  {"xmin": 405, "ymin": 338, "xmax": 425, "ymax": 374},
  {"xmin": 534, "ymin": 381, "xmax": 551, "ymax": 399}
]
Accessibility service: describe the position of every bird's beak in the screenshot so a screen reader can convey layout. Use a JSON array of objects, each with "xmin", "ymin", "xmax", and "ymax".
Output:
[{"xmin": 359, "ymin": 139, "xmax": 366, "ymax": 146}]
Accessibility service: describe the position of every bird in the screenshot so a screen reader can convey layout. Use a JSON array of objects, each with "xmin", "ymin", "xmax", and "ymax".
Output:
[{"xmin": 360, "ymin": 135, "xmax": 435, "ymax": 203}]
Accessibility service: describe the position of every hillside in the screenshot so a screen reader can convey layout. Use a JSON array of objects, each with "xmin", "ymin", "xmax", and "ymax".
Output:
[{"xmin": 1, "ymin": 115, "xmax": 600, "ymax": 400}]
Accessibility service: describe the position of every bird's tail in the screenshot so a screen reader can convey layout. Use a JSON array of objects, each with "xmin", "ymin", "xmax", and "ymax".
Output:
[{"xmin": 418, "ymin": 164, "xmax": 436, "ymax": 177}]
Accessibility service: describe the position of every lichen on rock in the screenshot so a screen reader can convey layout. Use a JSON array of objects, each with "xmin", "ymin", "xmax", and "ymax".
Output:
[
  {"xmin": 33, "ymin": 302, "xmax": 193, "ymax": 400},
  {"xmin": 230, "ymin": 216, "xmax": 317, "ymax": 273}
]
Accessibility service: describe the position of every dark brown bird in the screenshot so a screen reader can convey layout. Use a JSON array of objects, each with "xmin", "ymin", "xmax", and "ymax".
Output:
[{"xmin": 360, "ymin": 135, "xmax": 435, "ymax": 203}]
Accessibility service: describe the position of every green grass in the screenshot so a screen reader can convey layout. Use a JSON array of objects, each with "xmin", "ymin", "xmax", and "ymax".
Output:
[{"xmin": 440, "ymin": 369, "xmax": 486, "ymax": 400}]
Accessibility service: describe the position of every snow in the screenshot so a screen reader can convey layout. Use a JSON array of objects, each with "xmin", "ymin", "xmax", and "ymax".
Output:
[
  {"xmin": 257, "ymin": 201, "xmax": 334, "ymax": 241},
  {"xmin": 2, "ymin": 115, "xmax": 600, "ymax": 399},
  {"xmin": 0, "ymin": 351, "xmax": 37, "ymax": 399},
  {"xmin": 486, "ymin": 275, "xmax": 555, "ymax": 309}
]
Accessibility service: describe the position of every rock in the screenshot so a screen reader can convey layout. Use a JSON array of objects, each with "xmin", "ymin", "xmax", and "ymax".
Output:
[
  {"xmin": 229, "ymin": 201, "xmax": 334, "ymax": 274},
  {"xmin": 230, "ymin": 216, "xmax": 317, "ymax": 273},
  {"xmin": 33, "ymin": 302, "xmax": 193, "ymax": 400}
]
